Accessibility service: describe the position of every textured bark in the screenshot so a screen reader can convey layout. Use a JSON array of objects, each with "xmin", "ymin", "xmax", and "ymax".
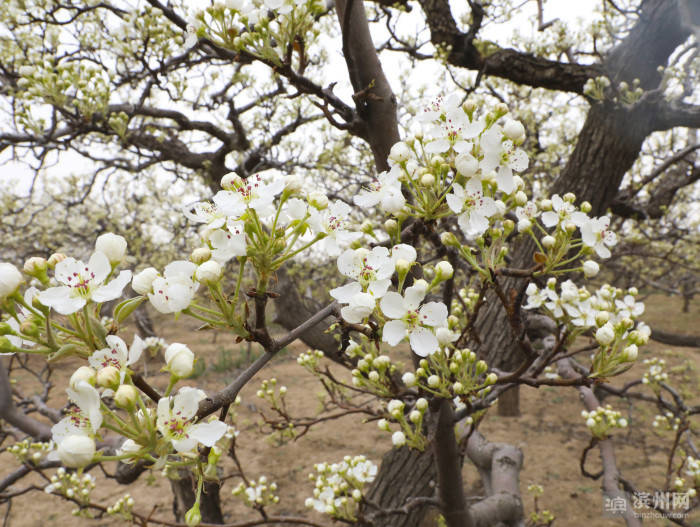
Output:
[
  {"xmin": 362, "ymin": 446, "xmax": 437, "ymax": 527},
  {"xmin": 335, "ymin": 0, "xmax": 401, "ymax": 171}
]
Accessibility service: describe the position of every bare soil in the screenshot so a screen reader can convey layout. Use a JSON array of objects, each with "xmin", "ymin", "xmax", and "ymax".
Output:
[{"xmin": 1, "ymin": 294, "xmax": 698, "ymax": 526}]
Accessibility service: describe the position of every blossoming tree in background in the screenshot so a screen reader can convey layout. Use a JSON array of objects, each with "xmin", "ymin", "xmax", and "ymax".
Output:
[{"xmin": 0, "ymin": 0, "xmax": 698, "ymax": 526}]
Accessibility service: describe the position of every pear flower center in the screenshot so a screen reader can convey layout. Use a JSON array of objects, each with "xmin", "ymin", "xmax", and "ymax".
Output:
[{"xmin": 65, "ymin": 266, "xmax": 97, "ymax": 297}]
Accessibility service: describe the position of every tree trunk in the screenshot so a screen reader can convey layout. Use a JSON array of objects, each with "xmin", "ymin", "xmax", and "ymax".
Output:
[
  {"xmin": 362, "ymin": 447, "xmax": 437, "ymax": 527},
  {"xmin": 170, "ymin": 467, "xmax": 224, "ymax": 524}
]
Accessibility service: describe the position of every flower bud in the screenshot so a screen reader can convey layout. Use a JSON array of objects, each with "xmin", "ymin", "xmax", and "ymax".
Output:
[
  {"xmin": 440, "ymin": 232, "xmax": 459, "ymax": 248},
  {"xmin": 190, "ymin": 247, "xmax": 211, "ymax": 265},
  {"xmin": 621, "ymin": 317, "xmax": 634, "ymax": 329},
  {"xmin": 580, "ymin": 201, "xmax": 592, "ymax": 213},
  {"xmin": 486, "ymin": 372, "xmax": 498, "ymax": 385},
  {"xmin": 595, "ymin": 311, "xmax": 609, "ymax": 326},
  {"xmin": 463, "ymin": 99, "xmax": 477, "ymax": 114},
  {"xmin": 420, "ymin": 173, "xmax": 436, "ymax": 187},
  {"xmin": 132, "ymin": 267, "xmax": 160, "ymax": 295},
  {"xmin": 595, "ymin": 323, "xmax": 615, "ymax": 346},
  {"xmin": 621, "ymin": 344, "xmax": 638, "ymax": 362},
  {"xmin": 391, "ymin": 431, "xmax": 406, "ymax": 446},
  {"xmin": 0, "ymin": 337, "xmax": 17, "ymax": 354},
  {"xmin": 416, "ymin": 398, "xmax": 428, "ymax": 410},
  {"xmin": 221, "ymin": 172, "xmax": 242, "ymax": 190},
  {"xmin": 475, "ymin": 360, "xmax": 488, "ymax": 375},
  {"xmin": 95, "ymin": 233, "xmax": 128, "ymax": 264},
  {"xmin": 389, "ymin": 142, "xmax": 412, "ymax": 163},
  {"xmin": 195, "ymin": 260, "xmax": 223, "ymax": 285},
  {"xmin": 56, "ymin": 435, "xmax": 96, "ymax": 468},
  {"xmin": 185, "ymin": 503, "xmax": 201, "ymax": 527},
  {"xmin": 540, "ymin": 199, "xmax": 552, "ymax": 211},
  {"xmin": 541, "ymin": 236, "xmax": 556, "ymax": 249},
  {"xmin": 47, "ymin": 253, "xmax": 67, "ymax": 269},
  {"xmin": 453, "ymin": 382, "xmax": 463, "ymax": 393},
  {"xmin": 378, "ymin": 418, "xmax": 391, "ymax": 431},
  {"xmin": 563, "ymin": 193, "xmax": 576, "ymax": 203},
  {"xmin": 402, "ymin": 372, "xmax": 416, "ymax": 386},
  {"xmin": 582, "ymin": 260, "xmax": 599, "ymax": 278},
  {"xmin": 384, "ymin": 219, "xmax": 398, "ymax": 236},
  {"xmin": 514, "ymin": 191, "xmax": 528, "ymax": 206},
  {"xmin": 23, "ymin": 257, "xmax": 48, "ymax": 277},
  {"xmin": 97, "ymin": 366, "xmax": 121, "ymax": 390},
  {"xmin": 164, "ymin": 343, "xmax": 195, "ymax": 378},
  {"xmin": 361, "ymin": 220, "xmax": 374, "ymax": 235},
  {"xmin": 114, "ymin": 385, "xmax": 138, "ymax": 411},
  {"xmin": 368, "ymin": 371, "xmax": 380, "ymax": 382},
  {"xmin": 435, "ymin": 261, "xmax": 454, "ymax": 281},
  {"xmin": 70, "ymin": 366, "xmax": 96, "ymax": 389},
  {"xmin": 283, "ymin": 175, "xmax": 302, "ymax": 195},
  {"xmin": 0, "ymin": 263, "xmax": 22, "ymax": 299},
  {"xmin": 409, "ymin": 410, "xmax": 421, "ymax": 423},
  {"xmin": 503, "ymin": 120, "xmax": 525, "ymax": 141},
  {"xmin": 455, "ymin": 153, "xmax": 479, "ymax": 178},
  {"xmin": 427, "ymin": 375, "xmax": 439, "ymax": 387},
  {"xmin": 308, "ymin": 192, "xmax": 329, "ymax": 210}
]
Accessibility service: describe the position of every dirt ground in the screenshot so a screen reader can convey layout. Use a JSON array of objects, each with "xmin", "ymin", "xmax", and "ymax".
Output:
[{"xmin": 1, "ymin": 293, "xmax": 698, "ymax": 526}]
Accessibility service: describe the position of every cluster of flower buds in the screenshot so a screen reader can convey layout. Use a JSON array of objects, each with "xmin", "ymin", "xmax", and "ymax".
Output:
[
  {"xmin": 450, "ymin": 287, "xmax": 481, "ymax": 317},
  {"xmin": 641, "ymin": 358, "xmax": 669, "ymax": 394},
  {"xmin": 45, "ymin": 469, "xmax": 96, "ymax": 512},
  {"xmin": 107, "ymin": 494, "xmax": 135, "ymax": 520},
  {"xmin": 378, "ymin": 398, "xmax": 429, "ymax": 451},
  {"xmin": 232, "ymin": 476, "xmax": 279, "ymax": 508},
  {"xmin": 7, "ymin": 439, "xmax": 51, "ymax": 464},
  {"xmin": 582, "ymin": 405, "xmax": 628, "ymax": 440},
  {"xmin": 403, "ymin": 349, "xmax": 496, "ymax": 399},
  {"xmin": 583, "ymin": 76, "xmax": 612, "ymax": 100},
  {"xmin": 142, "ymin": 336, "xmax": 167, "ymax": 357},
  {"xmin": 256, "ymin": 378, "xmax": 288, "ymax": 407},
  {"xmin": 184, "ymin": 0, "xmax": 323, "ymax": 67},
  {"xmin": 297, "ymin": 349, "xmax": 325, "ymax": 372},
  {"xmin": 351, "ymin": 353, "xmax": 396, "ymax": 397},
  {"xmin": 653, "ymin": 412, "xmax": 681, "ymax": 432},
  {"xmin": 305, "ymin": 456, "xmax": 377, "ymax": 521}
]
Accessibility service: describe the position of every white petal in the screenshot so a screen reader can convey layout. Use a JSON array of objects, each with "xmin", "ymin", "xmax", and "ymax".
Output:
[
  {"xmin": 382, "ymin": 320, "xmax": 407, "ymax": 346},
  {"xmin": 408, "ymin": 327, "xmax": 439, "ymax": 357},
  {"xmin": 92, "ymin": 270, "xmax": 132, "ymax": 302},
  {"xmin": 379, "ymin": 292, "xmax": 406, "ymax": 319},
  {"xmin": 189, "ymin": 420, "xmax": 228, "ymax": 447}
]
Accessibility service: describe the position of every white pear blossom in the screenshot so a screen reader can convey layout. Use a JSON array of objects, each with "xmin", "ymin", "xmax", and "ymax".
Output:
[
  {"xmin": 48, "ymin": 381, "xmax": 102, "ymax": 467},
  {"xmin": 615, "ymin": 295, "xmax": 645, "ymax": 319},
  {"xmin": 88, "ymin": 335, "xmax": 143, "ymax": 377},
  {"xmin": 354, "ymin": 169, "xmax": 405, "ymax": 214},
  {"xmin": 38, "ymin": 252, "xmax": 132, "ymax": 315},
  {"xmin": 148, "ymin": 261, "xmax": 199, "ymax": 314},
  {"xmin": 446, "ymin": 179, "xmax": 498, "ymax": 234},
  {"xmin": 419, "ymin": 94, "xmax": 484, "ymax": 153},
  {"xmin": 183, "ymin": 201, "xmax": 227, "ymax": 229},
  {"xmin": 210, "ymin": 220, "xmax": 247, "ymax": 262},
  {"xmin": 379, "ymin": 284, "xmax": 448, "ymax": 356},
  {"xmin": 184, "ymin": 18, "xmax": 202, "ymax": 49},
  {"xmin": 515, "ymin": 202, "xmax": 539, "ymax": 232},
  {"xmin": 333, "ymin": 248, "xmax": 394, "ymax": 297},
  {"xmin": 213, "ymin": 173, "xmax": 284, "ymax": 218},
  {"xmin": 330, "ymin": 288, "xmax": 376, "ymax": 324},
  {"xmin": 581, "ymin": 216, "xmax": 617, "ymax": 258},
  {"xmin": 541, "ymin": 195, "xmax": 588, "ymax": 229},
  {"xmin": 479, "ymin": 127, "xmax": 528, "ymax": 193},
  {"xmin": 308, "ymin": 201, "xmax": 362, "ymax": 256},
  {"xmin": 156, "ymin": 388, "xmax": 227, "ymax": 452}
]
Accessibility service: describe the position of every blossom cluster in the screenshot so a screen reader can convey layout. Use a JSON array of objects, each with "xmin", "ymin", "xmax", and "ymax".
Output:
[
  {"xmin": 232, "ymin": 476, "xmax": 280, "ymax": 508},
  {"xmin": 525, "ymin": 281, "xmax": 648, "ymax": 378},
  {"xmin": 378, "ymin": 398, "xmax": 429, "ymax": 451},
  {"xmin": 107, "ymin": 494, "xmax": 135, "ymax": 521},
  {"xmin": 7, "ymin": 439, "xmax": 51, "ymax": 464},
  {"xmin": 582, "ymin": 405, "xmax": 628, "ymax": 440},
  {"xmin": 641, "ymin": 358, "xmax": 669, "ymax": 394},
  {"xmin": 45, "ymin": 469, "xmax": 96, "ymax": 513},
  {"xmin": 305, "ymin": 456, "xmax": 377, "ymax": 521},
  {"xmin": 184, "ymin": 0, "xmax": 323, "ymax": 67}
]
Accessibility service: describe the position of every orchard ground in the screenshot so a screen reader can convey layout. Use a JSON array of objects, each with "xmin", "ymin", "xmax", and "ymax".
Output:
[{"xmin": 2, "ymin": 294, "xmax": 698, "ymax": 527}]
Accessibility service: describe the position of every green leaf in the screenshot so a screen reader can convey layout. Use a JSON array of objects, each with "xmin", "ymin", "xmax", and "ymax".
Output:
[{"xmin": 114, "ymin": 296, "xmax": 146, "ymax": 325}]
